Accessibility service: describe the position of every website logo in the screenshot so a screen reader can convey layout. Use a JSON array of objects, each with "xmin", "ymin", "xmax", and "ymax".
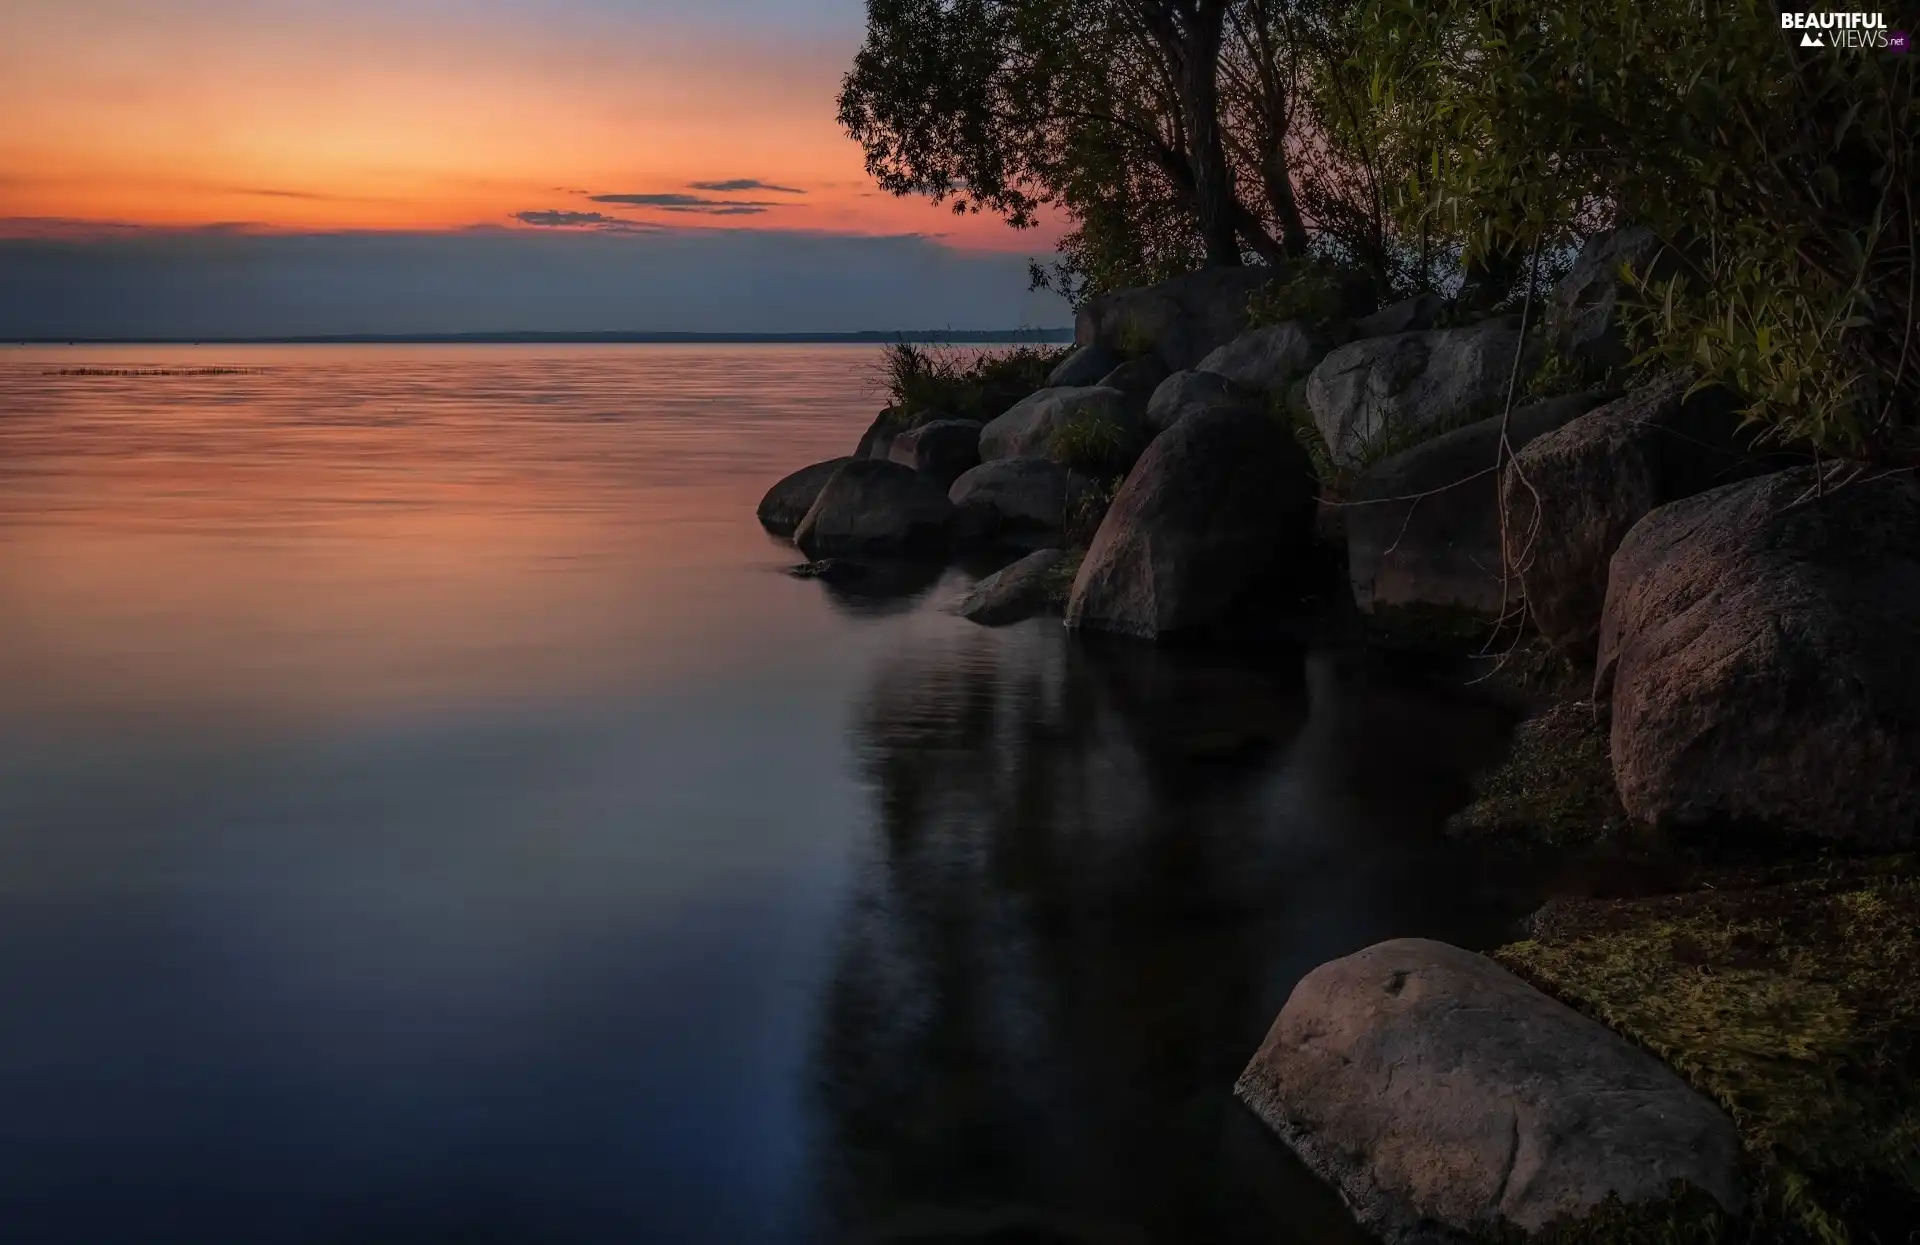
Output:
[{"xmin": 1781, "ymin": 11, "xmax": 1894, "ymax": 49}]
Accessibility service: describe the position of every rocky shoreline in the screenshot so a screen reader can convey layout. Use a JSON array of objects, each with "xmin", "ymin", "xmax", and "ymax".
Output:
[{"xmin": 757, "ymin": 243, "xmax": 1919, "ymax": 1243}]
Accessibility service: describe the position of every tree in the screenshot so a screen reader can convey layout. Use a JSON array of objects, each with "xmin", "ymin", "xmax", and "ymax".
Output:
[
  {"xmin": 838, "ymin": 0, "xmax": 1314, "ymax": 294},
  {"xmin": 1353, "ymin": 0, "xmax": 1916, "ymax": 461}
]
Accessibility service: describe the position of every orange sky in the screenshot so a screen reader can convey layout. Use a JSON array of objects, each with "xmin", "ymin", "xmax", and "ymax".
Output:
[{"xmin": 0, "ymin": 0, "xmax": 1058, "ymax": 251}]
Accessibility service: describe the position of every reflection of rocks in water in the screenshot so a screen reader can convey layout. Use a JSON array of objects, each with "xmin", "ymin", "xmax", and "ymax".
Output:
[
  {"xmin": 1284, "ymin": 649, "xmax": 1517, "ymax": 834},
  {"xmin": 812, "ymin": 624, "xmax": 1536, "ymax": 1241},
  {"xmin": 814, "ymin": 624, "xmax": 1387, "ymax": 1244},
  {"xmin": 812, "ymin": 557, "xmax": 953, "ymax": 618}
]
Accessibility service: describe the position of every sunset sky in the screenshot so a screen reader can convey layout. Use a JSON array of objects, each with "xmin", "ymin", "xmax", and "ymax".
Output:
[{"xmin": 0, "ymin": 0, "xmax": 1070, "ymax": 336}]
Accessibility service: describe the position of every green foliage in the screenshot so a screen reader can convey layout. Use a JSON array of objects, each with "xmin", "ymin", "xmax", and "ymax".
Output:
[
  {"xmin": 1448, "ymin": 700, "xmax": 1630, "ymax": 847},
  {"xmin": 877, "ymin": 341, "xmax": 1067, "ymax": 427},
  {"xmin": 1046, "ymin": 406, "xmax": 1134, "ymax": 476},
  {"xmin": 1063, "ymin": 473, "xmax": 1123, "ymax": 547},
  {"xmin": 1349, "ymin": 0, "xmax": 1916, "ymax": 461},
  {"xmin": 1243, "ymin": 255, "xmax": 1374, "ymax": 336}
]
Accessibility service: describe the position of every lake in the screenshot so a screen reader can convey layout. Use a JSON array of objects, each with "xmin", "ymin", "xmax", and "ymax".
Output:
[{"xmin": 0, "ymin": 344, "xmax": 1532, "ymax": 1244}]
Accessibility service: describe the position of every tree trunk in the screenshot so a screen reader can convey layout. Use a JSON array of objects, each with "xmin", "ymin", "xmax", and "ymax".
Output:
[
  {"xmin": 1177, "ymin": 8, "xmax": 1241, "ymax": 266},
  {"xmin": 1262, "ymin": 144, "xmax": 1309, "ymax": 258}
]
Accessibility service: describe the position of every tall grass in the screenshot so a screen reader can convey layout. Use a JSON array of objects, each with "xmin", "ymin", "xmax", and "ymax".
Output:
[{"xmin": 874, "ymin": 341, "xmax": 1068, "ymax": 428}]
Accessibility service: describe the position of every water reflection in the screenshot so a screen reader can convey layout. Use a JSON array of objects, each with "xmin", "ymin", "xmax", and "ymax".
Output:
[{"xmin": 816, "ymin": 624, "xmax": 1525, "ymax": 1243}]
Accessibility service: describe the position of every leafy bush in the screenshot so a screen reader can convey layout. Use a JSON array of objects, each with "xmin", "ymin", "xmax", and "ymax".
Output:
[
  {"xmin": 876, "ymin": 341, "xmax": 1069, "ymax": 428},
  {"xmin": 1350, "ymin": 0, "xmax": 1916, "ymax": 462},
  {"xmin": 1243, "ymin": 255, "xmax": 1377, "ymax": 336},
  {"xmin": 1046, "ymin": 406, "xmax": 1135, "ymax": 476},
  {"xmin": 1063, "ymin": 474, "xmax": 1124, "ymax": 547}
]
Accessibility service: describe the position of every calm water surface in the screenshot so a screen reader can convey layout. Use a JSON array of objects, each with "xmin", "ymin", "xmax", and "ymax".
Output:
[{"xmin": 0, "ymin": 345, "xmax": 1529, "ymax": 1244}]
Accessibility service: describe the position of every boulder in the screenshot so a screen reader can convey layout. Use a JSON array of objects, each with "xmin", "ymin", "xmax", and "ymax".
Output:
[
  {"xmin": 1065, "ymin": 404, "xmax": 1316, "ymax": 639},
  {"xmin": 978, "ymin": 386, "xmax": 1137, "ymax": 463},
  {"xmin": 1549, "ymin": 226, "xmax": 1672, "ymax": 378},
  {"xmin": 1235, "ymin": 938, "xmax": 1743, "ymax": 1244},
  {"xmin": 1196, "ymin": 322, "xmax": 1325, "ymax": 395},
  {"xmin": 1353, "ymin": 293, "xmax": 1447, "ymax": 339},
  {"xmin": 1095, "ymin": 354, "xmax": 1172, "ymax": 402},
  {"xmin": 948, "ymin": 457, "xmax": 1091, "ymax": 538},
  {"xmin": 1074, "ymin": 266, "xmax": 1277, "ymax": 371},
  {"xmin": 1595, "ymin": 466, "xmax": 1920, "ymax": 845},
  {"xmin": 856, "ymin": 409, "xmax": 905, "ymax": 459},
  {"xmin": 887, "ymin": 418, "xmax": 983, "ymax": 488},
  {"xmin": 794, "ymin": 459, "xmax": 955, "ymax": 558},
  {"xmin": 1143, "ymin": 369, "xmax": 1258, "ymax": 438},
  {"xmin": 1308, "ymin": 320, "xmax": 1535, "ymax": 469},
  {"xmin": 1046, "ymin": 343, "xmax": 1124, "ymax": 388},
  {"xmin": 953, "ymin": 548, "xmax": 1077, "ymax": 626},
  {"xmin": 757, "ymin": 457, "xmax": 856, "ymax": 537},
  {"xmin": 1501, "ymin": 373, "xmax": 1772, "ymax": 657},
  {"xmin": 1347, "ymin": 392, "xmax": 1613, "ymax": 615}
]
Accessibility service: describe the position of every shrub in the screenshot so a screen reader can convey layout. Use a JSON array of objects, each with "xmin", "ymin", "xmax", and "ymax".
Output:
[
  {"xmin": 876, "ymin": 341, "xmax": 1069, "ymax": 428},
  {"xmin": 1350, "ymin": 0, "xmax": 1916, "ymax": 463},
  {"xmin": 1046, "ymin": 406, "xmax": 1135, "ymax": 476}
]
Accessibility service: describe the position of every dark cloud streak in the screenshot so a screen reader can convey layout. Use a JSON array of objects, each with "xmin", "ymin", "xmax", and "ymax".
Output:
[
  {"xmin": 687, "ymin": 179, "xmax": 805, "ymax": 194},
  {"xmin": 515, "ymin": 209, "xmax": 628, "ymax": 227}
]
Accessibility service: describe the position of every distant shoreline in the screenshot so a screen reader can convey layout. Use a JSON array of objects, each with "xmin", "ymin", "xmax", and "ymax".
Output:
[{"xmin": 7, "ymin": 329, "xmax": 1075, "ymax": 346}]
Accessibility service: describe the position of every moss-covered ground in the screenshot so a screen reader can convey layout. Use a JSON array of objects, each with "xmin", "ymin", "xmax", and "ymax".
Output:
[{"xmin": 1449, "ymin": 672, "xmax": 1920, "ymax": 1242}]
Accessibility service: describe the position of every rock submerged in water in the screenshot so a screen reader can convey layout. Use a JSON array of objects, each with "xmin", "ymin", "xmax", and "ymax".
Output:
[
  {"xmin": 794, "ymin": 459, "xmax": 955, "ymax": 558},
  {"xmin": 887, "ymin": 418, "xmax": 983, "ymax": 488},
  {"xmin": 1065, "ymin": 403, "xmax": 1316, "ymax": 640},
  {"xmin": 1345, "ymin": 391, "xmax": 1613, "ymax": 616},
  {"xmin": 1596, "ymin": 465, "xmax": 1920, "ymax": 847},
  {"xmin": 978, "ymin": 386, "xmax": 1137, "ymax": 463},
  {"xmin": 948, "ymin": 457, "xmax": 1090, "ymax": 541},
  {"xmin": 788, "ymin": 557, "xmax": 866, "ymax": 583},
  {"xmin": 1502, "ymin": 372, "xmax": 1773, "ymax": 657},
  {"xmin": 1235, "ymin": 938, "xmax": 1743, "ymax": 1244},
  {"xmin": 952, "ymin": 547, "xmax": 1077, "ymax": 626},
  {"xmin": 1307, "ymin": 320, "xmax": 1534, "ymax": 469},
  {"xmin": 757, "ymin": 457, "xmax": 856, "ymax": 537}
]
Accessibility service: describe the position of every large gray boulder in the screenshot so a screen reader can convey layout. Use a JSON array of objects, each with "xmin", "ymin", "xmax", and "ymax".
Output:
[
  {"xmin": 1501, "ymin": 372, "xmax": 1771, "ymax": 657},
  {"xmin": 757, "ymin": 457, "xmax": 856, "ymax": 537},
  {"xmin": 948, "ymin": 456, "xmax": 1091, "ymax": 538},
  {"xmin": 1196, "ymin": 322, "xmax": 1325, "ymax": 395},
  {"xmin": 1347, "ymin": 392, "xmax": 1614, "ymax": 616},
  {"xmin": 1236, "ymin": 938, "xmax": 1742, "ymax": 1244},
  {"xmin": 887, "ymin": 418, "xmax": 982, "ymax": 488},
  {"xmin": 1308, "ymin": 320, "xmax": 1534, "ymax": 469},
  {"xmin": 1074, "ymin": 266, "xmax": 1277, "ymax": 371},
  {"xmin": 953, "ymin": 547, "xmax": 1077, "ymax": 626},
  {"xmin": 1065, "ymin": 404, "xmax": 1316, "ymax": 639},
  {"xmin": 794, "ymin": 459, "xmax": 955, "ymax": 558},
  {"xmin": 1353, "ymin": 293, "xmax": 1446, "ymax": 339},
  {"xmin": 1142, "ymin": 369, "xmax": 1258, "ymax": 438},
  {"xmin": 1095, "ymin": 354, "xmax": 1172, "ymax": 403},
  {"xmin": 855, "ymin": 409, "xmax": 904, "ymax": 460},
  {"xmin": 1596, "ymin": 466, "xmax": 1920, "ymax": 846},
  {"xmin": 1549, "ymin": 226, "xmax": 1672, "ymax": 378},
  {"xmin": 978, "ymin": 386, "xmax": 1136, "ymax": 462},
  {"xmin": 1046, "ymin": 343, "xmax": 1124, "ymax": 388}
]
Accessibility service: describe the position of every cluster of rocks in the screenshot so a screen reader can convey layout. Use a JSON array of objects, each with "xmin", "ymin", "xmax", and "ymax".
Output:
[{"xmin": 759, "ymin": 232, "xmax": 1920, "ymax": 1239}]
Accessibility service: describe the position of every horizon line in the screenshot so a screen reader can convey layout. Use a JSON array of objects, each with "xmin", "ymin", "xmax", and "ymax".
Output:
[{"xmin": 6, "ymin": 329, "xmax": 1076, "ymax": 347}]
